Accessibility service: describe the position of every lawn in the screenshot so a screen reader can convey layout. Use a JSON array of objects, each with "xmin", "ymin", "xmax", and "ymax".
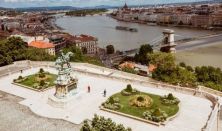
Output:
[
  {"xmin": 107, "ymin": 92, "xmax": 179, "ymax": 119},
  {"xmin": 16, "ymin": 73, "xmax": 57, "ymax": 89}
]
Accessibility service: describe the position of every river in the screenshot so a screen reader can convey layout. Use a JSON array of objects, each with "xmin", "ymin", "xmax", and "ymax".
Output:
[{"xmin": 56, "ymin": 15, "xmax": 214, "ymax": 51}]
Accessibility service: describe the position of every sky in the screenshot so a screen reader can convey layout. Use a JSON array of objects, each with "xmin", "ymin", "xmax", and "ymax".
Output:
[{"xmin": 0, "ymin": 0, "xmax": 209, "ymax": 8}]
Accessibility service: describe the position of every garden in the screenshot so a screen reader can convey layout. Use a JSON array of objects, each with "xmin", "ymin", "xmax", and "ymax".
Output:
[
  {"xmin": 13, "ymin": 68, "xmax": 57, "ymax": 90},
  {"xmin": 101, "ymin": 84, "xmax": 180, "ymax": 124}
]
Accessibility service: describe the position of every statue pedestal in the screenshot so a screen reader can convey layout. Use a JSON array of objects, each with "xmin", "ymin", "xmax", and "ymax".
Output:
[
  {"xmin": 54, "ymin": 79, "xmax": 78, "ymax": 99},
  {"xmin": 48, "ymin": 88, "xmax": 79, "ymax": 108},
  {"xmin": 48, "ymin": 79, "xmax": 78, "ymax": 108}
]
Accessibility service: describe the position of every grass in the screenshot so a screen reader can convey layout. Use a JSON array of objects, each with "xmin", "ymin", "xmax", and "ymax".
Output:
[
  {"xmin": 110, "ymin": 92, "xmax": 179, "ymax": 119},
  {"xmin": 18, "ymin": 73, "xmax": 57, "ymax": 89}
]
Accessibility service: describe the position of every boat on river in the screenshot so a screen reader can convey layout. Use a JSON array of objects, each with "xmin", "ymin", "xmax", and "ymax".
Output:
[{"xmin": 115, "ymin": 26, "xmax": 138, "ymax": 32}]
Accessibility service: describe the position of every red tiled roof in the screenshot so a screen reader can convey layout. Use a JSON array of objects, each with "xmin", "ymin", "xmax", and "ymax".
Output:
[
  {"xmin": 148, "ymin": 64, "xmax": 157, "ymax": 72},
  {"xmin": 73, "ymin": 34, "xmax": 97, "ymax": 43},
  {"xmin": 29, "ymin": 41, "xmax": 54, "ymax": 49},
  {"xmin": 119, "ymin": 62, "xmax": 135, "ymax": 69}
]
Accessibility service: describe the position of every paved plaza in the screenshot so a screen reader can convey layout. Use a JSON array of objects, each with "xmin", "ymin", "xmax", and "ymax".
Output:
[
  {"xmin": 0, "ymin": 66, "xmax": 215, "ymax": 131},
  {"xmin": 0, "ymin": 91, "xmax": 82, "ymax": 131}
]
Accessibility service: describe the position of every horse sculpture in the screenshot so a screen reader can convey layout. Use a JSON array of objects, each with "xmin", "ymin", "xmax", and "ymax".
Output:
[{"xmin": 55, "ymin": 51, "xmax": 74, "ymax": 70}]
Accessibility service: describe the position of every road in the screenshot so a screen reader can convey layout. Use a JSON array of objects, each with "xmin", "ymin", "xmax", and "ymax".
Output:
[{"xmin": 176, "ymin": 34, "xmax": 222, "ymax": 51}]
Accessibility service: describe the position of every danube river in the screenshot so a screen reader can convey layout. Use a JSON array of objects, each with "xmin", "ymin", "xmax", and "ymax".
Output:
[{"xmin": 56, "ymin": 15, "xmax": 214, "ymax": 51}]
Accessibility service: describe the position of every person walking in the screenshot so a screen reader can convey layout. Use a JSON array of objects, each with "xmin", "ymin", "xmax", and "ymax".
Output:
[
  {"xmin": 103, "ymin": 89, "xmax": 106, "ymax": 97},
  {"xmin": 88, "ymin": 86, "xmax": 90, "ymax": 93}
]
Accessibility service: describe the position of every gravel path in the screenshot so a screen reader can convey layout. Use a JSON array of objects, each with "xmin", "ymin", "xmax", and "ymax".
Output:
[{"xmin": 0, "ymin": 91, "xmax": 82, "ymax": 131}]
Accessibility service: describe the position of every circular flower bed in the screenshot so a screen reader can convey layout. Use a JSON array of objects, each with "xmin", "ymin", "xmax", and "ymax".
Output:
[{"xmin": 129, "ymin": 95, "xmax": 153, "ymax": 108}]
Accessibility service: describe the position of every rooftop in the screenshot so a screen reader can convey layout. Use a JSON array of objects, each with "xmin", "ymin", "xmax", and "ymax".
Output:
[
  {"xmin": 73, "ymin": 34, "xmax": 97, "ymax": 43},
  {"xmin": 29, "ymin": 40, "xmax": 54, "ymax": 49}
]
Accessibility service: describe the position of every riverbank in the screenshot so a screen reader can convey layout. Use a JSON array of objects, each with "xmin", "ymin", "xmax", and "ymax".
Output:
[
  {"xmin": 176, "ymin": 42, "xmax": 222, "ymax": 69},
  {"xmin": 111, "ymin": 15, "xmax": 222, "ymax": 31}
]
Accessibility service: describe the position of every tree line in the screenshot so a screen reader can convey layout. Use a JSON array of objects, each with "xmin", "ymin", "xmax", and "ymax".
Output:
[
  {"xmin": 66, "ymin": 9, "xmax": 108, "ymax": 16},
  {"xmin": 0, "ymin": 37, "xmax": 55, "ymax": 66},
  {"xmin": 133, "ymin": 44, "xmax": 222, "ymax": 92},
  {"xmin": 0, "ymin": 37, "xmax": 103, "ymax": 67}
]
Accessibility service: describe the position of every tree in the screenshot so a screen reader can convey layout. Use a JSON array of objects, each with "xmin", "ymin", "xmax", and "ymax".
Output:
[
  {"xmin": 80, "ymin": 120, "xmax": 91, "ymax": 131},
  {"xmin": 194, "ymin": 66, "xmax": 222, "ymax": 91},
  {"xmin": 179, "ymin": 62, "xmax": 186, "ymax": 68},
  {"xmin": 81, "ymin": 114, "xmax": 131, "ymax": 131},
  {"xmin": 106, "ymin": 45, "xmax": 115, "ymax": 54},
  {"xmin": 186, "ymin": 66, "xmax": 194, "ymax": 72},
  {"xmin": 82, "ymin": 47, "xmax": 87, "ymax": 54},
  {"xmin": 134, "ymin": 44, "xmax": 153, "ymax": 65},
  {"xmin": 147, "ymin": 52, "xmax": 175, "ymax": 70},
  {"xmin": 0, "ymin": 37, "xmax": 56, "ymax": 67},
  {"xmin": 63, "ymin": 45, "xmax": 83, "ymax": 62},
  {"xmin": 150, "ymin": 52, "xmax": 197, "ymax": 87}
]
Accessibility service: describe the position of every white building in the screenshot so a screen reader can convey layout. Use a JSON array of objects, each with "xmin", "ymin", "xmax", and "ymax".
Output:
[
  {"xmin": 10, "ymin": 34, "xmax": 49, "ymax": 44},
  {"xmin": 73, "ymin": 34, "xmax": 98, "ymax": 54}
]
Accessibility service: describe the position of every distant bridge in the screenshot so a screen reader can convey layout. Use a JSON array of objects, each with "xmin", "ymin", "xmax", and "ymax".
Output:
[
  {"xmin": 122, "ymin": 34, "xmax": 190, "ymax": 55},
  {"xmin": 109, "ymin": 33, "xmax": 190, "ymax": 62}
]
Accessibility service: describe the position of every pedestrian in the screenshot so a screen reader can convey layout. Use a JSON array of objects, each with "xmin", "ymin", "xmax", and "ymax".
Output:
[
  {"xmin": 88, "ymin": 86, "xmax": 90, "ymax": 93},
  {"xmin": 103, "ymin": 89, "xmax": 106, "ymax": 97},
  {"xmin": 20, "ymin": 70, "xmax": 23, "ymax": 73}
]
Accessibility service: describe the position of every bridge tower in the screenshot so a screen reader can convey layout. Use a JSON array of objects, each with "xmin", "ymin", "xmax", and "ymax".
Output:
[{"xmin": 160, "ymin": 29, "xmax": 177, "ymax": 53}]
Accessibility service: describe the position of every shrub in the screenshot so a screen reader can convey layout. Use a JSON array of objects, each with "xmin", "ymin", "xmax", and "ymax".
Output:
[
  {"xmin": 33, "ymin": 83, "xmax": 39, "ymax": 89},
  {"xmin": 121, "ymin": 85, "xmax": 138, "ymax": 96},
  {"xmin": 143, "ymin": 108, "xmax": 168, "ymax": 122},
  {"xmin": 167, "ymin": 93, "xmax": 174, "ymax": 100},
  {"xmin": 109, "ymin": 96, "xmax": 115, "ymax": 104},
  {"xmin": 39, "ymin": 73, "xmax": 46, "ymax": 78},
  {"xmin": 18, "ymin": 75, "xmax": 23, "ymax": 80},
  {"xmin": 39, "ymin": 80, "xmax": 45, "ymax": 87},
  {"xmin": 121, "ymin": 67, "xmax": 138, "ymax": 74},
  {"xmin": 121, "ymin": 90, "xmax": 132, "ymax": 96},
  {"xmin": 160, "ymin": 93, "xmax": 180, "ymax": 105},
  {"xmin": 137, "ymin": 96, "xmax": 145, "ymax": 102},
  {"xmin": 130, "ymin": 95, "xmax": 153, "ymax": 108},
  {"xmin": 39, "ymin": 68, "xmax": 44, "ymax": 74},
  {"xmin": 179, "ymin": 62, "xmax": 186, "ymax": 68},
  {"xmin": 102, "ymin": 97, "xmax": 121, "ymax": 110},
  {"xmin": 126, "ymin": 84, "xmax": 133, "ymax": 92},
  {"xmin": 15, "ymin": 76, "xmax": 25, "ymax": 83},
  {"xmin": 186, "ymin": 66, "xmax": 194, "ymax": 72}
]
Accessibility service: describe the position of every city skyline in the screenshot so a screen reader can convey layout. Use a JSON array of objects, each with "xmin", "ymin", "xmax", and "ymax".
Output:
[{"xmin": 0, "ymin": 0, "xmax": 211, "ymax": 8}]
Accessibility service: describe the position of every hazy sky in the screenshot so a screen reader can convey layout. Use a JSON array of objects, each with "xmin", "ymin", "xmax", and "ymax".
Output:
[{"xmin": 0, "ymin": 0, "xmax": 209, "ymax": 8}]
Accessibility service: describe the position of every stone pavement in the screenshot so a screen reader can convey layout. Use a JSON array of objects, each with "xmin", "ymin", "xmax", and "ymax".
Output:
[
  {"xmin": 0, "ymin": 91, "xmax": 82, "ymax": 131},
  {"xmin": 0, "ymin": 67, "xmax": 214, "ymax": 131}
]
